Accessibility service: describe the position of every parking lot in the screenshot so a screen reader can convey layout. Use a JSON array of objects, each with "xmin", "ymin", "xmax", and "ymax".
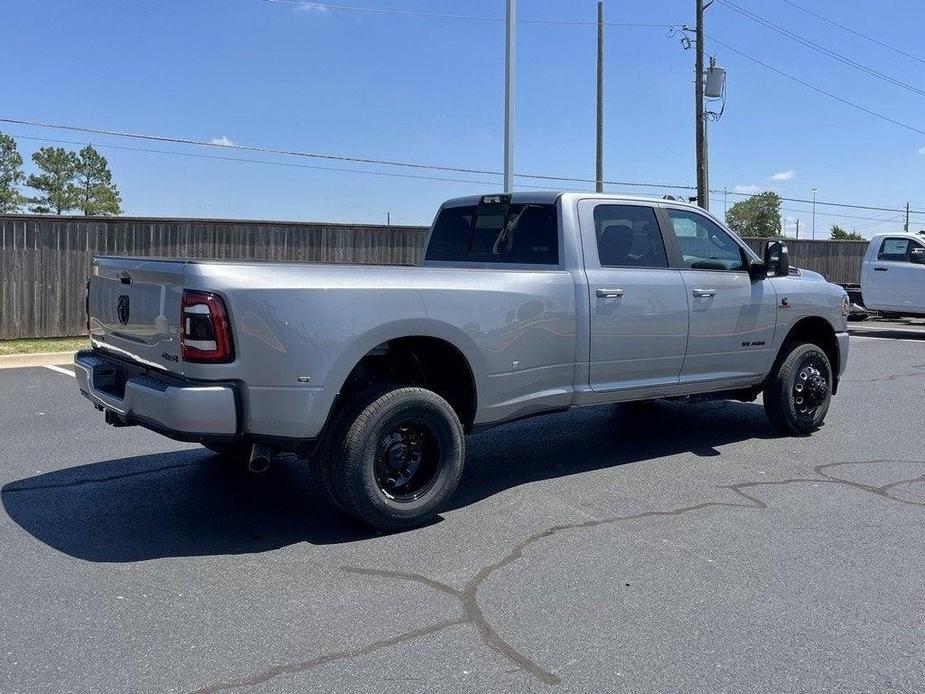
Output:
[{"xmin": 1, "ymin": 319, "xmax": 923, "ymax": 694}]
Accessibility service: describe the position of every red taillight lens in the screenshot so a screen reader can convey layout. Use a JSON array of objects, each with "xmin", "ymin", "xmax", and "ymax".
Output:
[{"xmin": 181, "ymin": 290, "xmax": 234, "ymax": 363}]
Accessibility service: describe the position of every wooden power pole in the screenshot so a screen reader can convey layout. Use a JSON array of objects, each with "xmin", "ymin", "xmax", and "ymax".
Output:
[{"xmin": 695, "ymin": 0, "xmax": 708, "ymax": 210}]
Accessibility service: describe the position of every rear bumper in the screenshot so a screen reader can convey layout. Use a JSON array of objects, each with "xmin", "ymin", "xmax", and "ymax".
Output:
[{"xmin": 74, "ymin": 350, "xmax": 239, "ymax": 442}]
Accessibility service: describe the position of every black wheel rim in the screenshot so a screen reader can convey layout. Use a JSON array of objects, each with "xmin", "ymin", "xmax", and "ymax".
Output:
[
  {"xmin": 373, "ymin": 418, "xmax": 442, "ymax": 502},
  {"xmin": 792, "ymin": 354, "xmax": 829, "ymax": 418}
]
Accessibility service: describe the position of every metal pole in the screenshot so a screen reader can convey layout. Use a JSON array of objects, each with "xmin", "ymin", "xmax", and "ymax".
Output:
[
  {"xmin": 503, "ymin": 0, "xmax": 516, "ymax": 193},
  {"xmin": 811, "ymin": 187, "xmax": 817, "ymax": 240},
  {"xmin": 723, "ymin": 186, "xmax": 727, "ymax": 215},
  {"xmin": 796, "ymin": 218, "xmax": 800, "ymax": 240},
  {"xmin": 904, "ymin": 202, "xmax": 910, "ymax": 233},
  {"xmin": 695, "ymin": 0, "xmax": 708, "ymax": 210},
  {"xmin": 596, "ymin": 1, "xmax": 604, "ymax": 193}
]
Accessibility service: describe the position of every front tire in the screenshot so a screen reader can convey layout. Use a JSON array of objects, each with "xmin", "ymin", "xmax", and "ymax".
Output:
[
  {"xmin": 332, "ymin": 387, "xmax": 465, "ymax": 531},
  {"xmin": 764, "ymin": 343, "xmax": 833, "ymax": 435}
]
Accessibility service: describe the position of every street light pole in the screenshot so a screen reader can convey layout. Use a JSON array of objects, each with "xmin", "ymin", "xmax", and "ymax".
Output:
[
  {"xmin": 811, "ymin": 187, "xmax": 817, "ymax": 240},
  {"xmin": 503, "ymin": 0, "xmax": 516, "ymax": 193},
  {"xmin": 596, "ymin": 1, "xmax": 604, "ymax": 193}
]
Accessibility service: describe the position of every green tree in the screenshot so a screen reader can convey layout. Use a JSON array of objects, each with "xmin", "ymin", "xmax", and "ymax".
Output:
[
  {"xmin": 725, "ymin": 191, "xmax": 782, "ymax": 238},
  {"xmin": 0, "ymin": 133, "xmax": 26, "ymax": 213},
  {"xmin": 74, "ymin": 145, "xmax": 122, "ymax": 216},
  {"xmin": 830, "ymin": 223, "xmax": 863, "ymax": 241},
  {"xmin": 27, "ymin": 147, "xmax": 79, "ymax": 214}
]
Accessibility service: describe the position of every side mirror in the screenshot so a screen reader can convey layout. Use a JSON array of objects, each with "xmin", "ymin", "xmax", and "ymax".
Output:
[
  {"xmin": 911, "ymin": 247, "xmax": 925, "ymax": 265},
  {"xmin": 748, "ymin": 259, "xmax": 767, "ymax": 281},
  {"xmin": 763, "ymin": 240, "xmax": 790, "ymax": 277}
]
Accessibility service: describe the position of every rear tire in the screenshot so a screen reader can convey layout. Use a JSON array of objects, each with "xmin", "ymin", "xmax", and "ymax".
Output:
[
  {"xmin": 763, "ymin": 343, "xmax": 833, "ymax": 435},
  {"xmin": 331, "ymin": 387, "xmax": 465, "ymax": 531}
]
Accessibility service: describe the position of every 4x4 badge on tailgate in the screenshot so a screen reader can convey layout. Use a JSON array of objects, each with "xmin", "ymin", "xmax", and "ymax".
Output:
[{"xmin": 117, "ymin": 295, "xmax": 130, "ymax": 325}]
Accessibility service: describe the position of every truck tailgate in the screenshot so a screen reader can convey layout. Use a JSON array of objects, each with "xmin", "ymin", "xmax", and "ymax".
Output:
[{"xmin": 87, "ymin": 257, "xmax": 187, "ymax": 372}]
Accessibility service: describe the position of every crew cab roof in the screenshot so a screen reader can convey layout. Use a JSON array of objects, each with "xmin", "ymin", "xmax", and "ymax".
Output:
[{"xmin": 441, "ymin": 191, "xmax": 704, "ymax": 209}]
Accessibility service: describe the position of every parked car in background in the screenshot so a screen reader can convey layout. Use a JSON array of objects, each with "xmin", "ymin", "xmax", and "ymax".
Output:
[
  {"xmin": 844, "ymin": 232, "xmax": 925, "ymax": 319},
  {"xmin": 74, "ymin": 192, "xmax": 851, "ymax": 530}
]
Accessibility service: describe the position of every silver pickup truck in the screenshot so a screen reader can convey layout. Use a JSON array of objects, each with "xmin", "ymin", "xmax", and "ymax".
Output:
[{"xmin": 76, "ymin": 192, "xmax": 850, "ymax": 530}]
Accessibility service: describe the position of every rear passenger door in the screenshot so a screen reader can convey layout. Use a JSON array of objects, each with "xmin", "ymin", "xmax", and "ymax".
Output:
[
  {"xmin": 578, "ymin": 200, "xmax": 689, "ymax": 393},
  {"xmin": 661, "ymin": 207, "xmax": 778, "ymax": 386}
]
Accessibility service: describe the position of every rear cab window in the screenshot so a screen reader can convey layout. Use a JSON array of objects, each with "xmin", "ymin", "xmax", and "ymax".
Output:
[{"xmin": 425, "ymin": 201, "xmax": 559, "ymax": 266}]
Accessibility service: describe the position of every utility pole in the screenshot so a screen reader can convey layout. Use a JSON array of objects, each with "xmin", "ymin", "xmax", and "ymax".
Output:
[
  {"xmin": 904, "ymin": 202, "xmax": 910, "ymax": 233},
  {"xmin": 385, "ymin": 211, "xmax": 391, "ymax": 226},
  {"xmin": 723, "ymin": 186, "xmax": 727, "ymax": 215},
  {"xmin": 811, "ymin": 187, "xmax": 817, "ymax": 240},
  {"xmin": 695, "ymin": 0, "xmax": 708, "ymax": 210},
  {"xmin": 796, "ymin": 219, "xmax": 800, "ymax": 240},
  {"xmin": 596, "ymin": 1, "xmax": 605, "ymax": 193},
  {"xmin": 503, "ymin": 0, "xmax": 516, "ymax": 193}
]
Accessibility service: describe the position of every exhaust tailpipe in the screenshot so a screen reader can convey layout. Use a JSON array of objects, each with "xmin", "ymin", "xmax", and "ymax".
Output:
[{"xmin": 247, "ymin": 444, "xmax": 272, "ymax": 475}]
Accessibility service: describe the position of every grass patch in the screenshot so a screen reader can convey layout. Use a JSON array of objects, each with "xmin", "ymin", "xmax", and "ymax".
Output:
[{"xmin": 0, "ymin": 337, "xmax": 90, "ymax": 356}]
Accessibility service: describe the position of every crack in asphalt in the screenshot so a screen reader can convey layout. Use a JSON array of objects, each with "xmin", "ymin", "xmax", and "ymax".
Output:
[{"xmin": 191, "ymin": 460, "xmax": 925, "ymax": 692}]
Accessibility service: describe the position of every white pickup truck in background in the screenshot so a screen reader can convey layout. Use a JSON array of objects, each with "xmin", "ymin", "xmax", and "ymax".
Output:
[{"xmin": 845, "ymin": 232, "xmax": 925, "ymax": 319}]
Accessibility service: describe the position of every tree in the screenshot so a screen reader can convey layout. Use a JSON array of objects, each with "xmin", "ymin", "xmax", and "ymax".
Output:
[
  {"xmin": 74, "ymin": 145, "xmax": 122, "ymax": 216},
  {"xmin": 0, "ymin": 132, "xmax": 26, "ymax": 213},
  {"xmin": 27, "ymin": 147, "xmax": 79, "ymax": 214},
  {"xmin": 725, "ymin": 191, "xmax": 782, "ymax": 238},
  {"xmin": 830, "ymin": 224, "xmax": 863, "ymax": 241}
]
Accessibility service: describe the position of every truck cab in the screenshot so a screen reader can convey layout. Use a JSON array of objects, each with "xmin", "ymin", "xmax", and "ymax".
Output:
[{"xmin": 860, "ymin": 232, "xmax": 925, "ymax": 317}]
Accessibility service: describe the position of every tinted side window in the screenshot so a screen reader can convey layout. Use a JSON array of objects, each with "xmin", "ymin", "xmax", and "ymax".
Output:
[
  {"xmin": 425, "ymin": 204, "xmax": 558, "ymax": 265},
  {"xmin": 878, "ymin": 238, "xmax": 912, "ymax": 262},
  {"xmin": 666, "ymin": 208, "xmax": 746, "ymax": 271},
  {"xmin": 593, "ymin": 205, "xmax": 667, "ymax": 269}
]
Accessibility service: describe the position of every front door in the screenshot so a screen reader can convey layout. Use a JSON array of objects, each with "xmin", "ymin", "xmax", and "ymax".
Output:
[
  {"xmin": 579, "ymin": 201, "xmax": 689, "ymax": 393},
  {"xmin": 866, "ymin": 237, "xmax": 925, "ymax": 313},
  {"xmin": 661, "ymin": 206, "xmax": 778, "ymax": 385}
]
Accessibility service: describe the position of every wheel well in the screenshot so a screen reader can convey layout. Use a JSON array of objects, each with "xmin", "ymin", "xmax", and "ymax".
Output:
[
  {"xmin": 775, "ymin": 317, "xmax": 840, "ymax": 393},
  {"xmin": 334, "ymin": 337, "xmax": 478, "ymax": 431}
]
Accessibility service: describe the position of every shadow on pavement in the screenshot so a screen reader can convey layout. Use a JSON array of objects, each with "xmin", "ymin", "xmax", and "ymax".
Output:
[{"xmin": 2, "ymin": 399, "xmax": 775, "ymax": 562}]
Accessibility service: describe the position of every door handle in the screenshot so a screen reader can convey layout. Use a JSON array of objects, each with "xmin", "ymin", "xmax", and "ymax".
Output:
[
  {"xmin": 596, "ymin": 288, "xmax": 624, "ymax": 298},
  {"xmin": 692, "ymin": 288, "xmax": 716, "ymax": 298},
  {"xmin": 874, "ymin": 267, "xmax": 888, "ymax": 272}
]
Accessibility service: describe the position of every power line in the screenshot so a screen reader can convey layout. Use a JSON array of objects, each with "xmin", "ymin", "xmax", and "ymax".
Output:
[
  {"xmin": 717, "ymin": 0, "xmax": 925, "ymax": 98},
  {"xmin": 6, "ymin": 117, "xmax": 923, "ymax": 216},
  {"xmin": 0, "ymin": 116, "xmax": 699, "ymax": 192},
  {"xmin": 781, "ymin": 0, "xmax": 925, "ymax": 67},
  {"xmin": 263, "ymin": 0, "xmax": 674, "ymax": 28},
  {"xmin": 706, "ymin": 36, "xmax": 925, "ymax": 140},
  {"xmin": 8, "ymin": 133, "xmax": 559, "ymax": 191}
]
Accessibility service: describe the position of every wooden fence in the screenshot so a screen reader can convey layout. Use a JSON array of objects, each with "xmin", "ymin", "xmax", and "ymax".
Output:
[
  {"xmin": 741, "ymin": 237, "xmax": 867, "ymax": 285},
  {"xmin": 0, "ymin": 215, "xmax": 428, "ymax": 340},
  {"xmin": 1, "ymin": 214, "xmax": 868, "ymax": 340}
]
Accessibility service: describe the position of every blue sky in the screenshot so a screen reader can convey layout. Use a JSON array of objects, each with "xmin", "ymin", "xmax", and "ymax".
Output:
[{"xmin": 2, "ymin": 0, "xmax": 924, "ymax": 236}]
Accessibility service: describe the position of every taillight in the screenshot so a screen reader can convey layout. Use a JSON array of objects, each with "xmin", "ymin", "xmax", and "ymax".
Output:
[{"xmin": 181, "ymin": 290, "xmax": 234, "ymax": 363}]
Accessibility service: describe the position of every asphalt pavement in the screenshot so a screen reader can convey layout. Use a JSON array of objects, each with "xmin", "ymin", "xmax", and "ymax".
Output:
[{"xmin": 1, "ymin": 320, "xmax": 923, "ymax": 693}]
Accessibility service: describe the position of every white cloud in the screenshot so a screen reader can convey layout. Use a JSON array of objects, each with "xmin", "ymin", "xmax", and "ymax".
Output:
[
  {"xmin": 770, "ymin": 170, "xmax": 795, "ymax": 181},
  {"xmin": 294, "ymin": 2, "xmax": 330, "ymax": 13},
  {"xmin": 918, "ymin": 146, "xmax": 925, "ymax": 156},
  {"xmin": 208, "ymin": 135, "xmax": 236, "ymax": 147},
  {"xmin": 734, "ymin": 184, "xmax": 761, "ymax": 195}
]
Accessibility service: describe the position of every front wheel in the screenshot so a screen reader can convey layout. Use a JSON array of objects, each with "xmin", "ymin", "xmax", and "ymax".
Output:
[
  {"xmin": 764, "ymin": 343, "xmax": 833, "ymax": 435},
  {"xmin": 332, "ymin": 387, "xmax": 465, "ymax": 531}
]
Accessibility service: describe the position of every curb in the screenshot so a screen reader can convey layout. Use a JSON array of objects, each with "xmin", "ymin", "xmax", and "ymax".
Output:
[{"xmin": 0, "ymin": 351, "xmax": 77, "ymax": 370}]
